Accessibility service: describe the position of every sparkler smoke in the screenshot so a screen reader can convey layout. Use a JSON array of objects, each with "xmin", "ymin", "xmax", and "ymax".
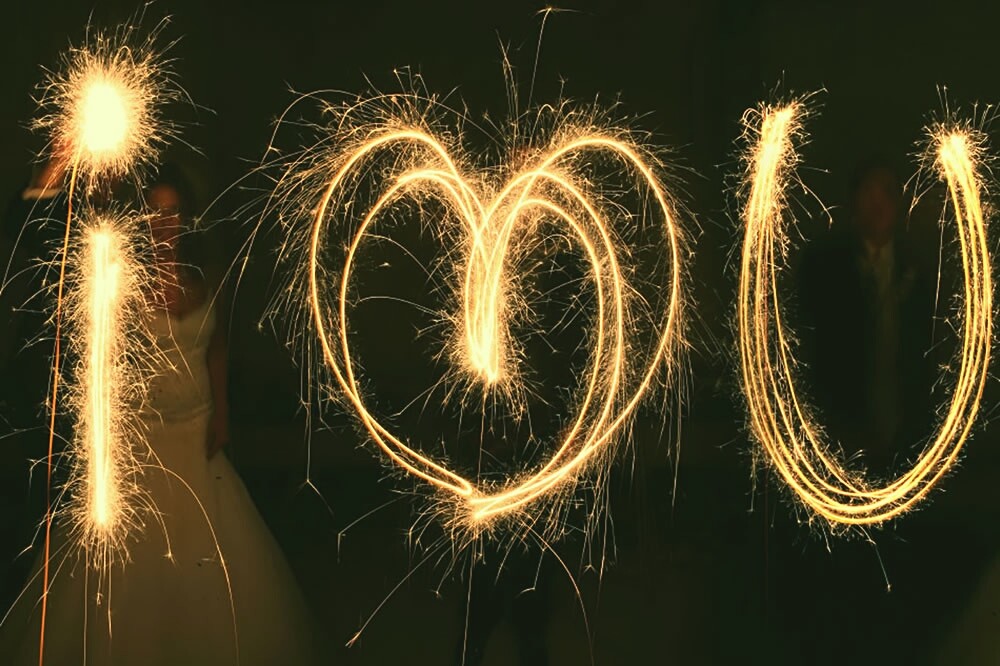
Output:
[
  {"xmin": 267, "ymin": 92, "xmax": 689, "ymax": 542},
  {"xmin": 737, "ymin": 101, "xmax": 993, "ymax": 527}
]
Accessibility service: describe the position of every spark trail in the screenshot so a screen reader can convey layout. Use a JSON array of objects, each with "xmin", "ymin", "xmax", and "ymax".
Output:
[
  {"xmin": 269, "ymin": 93, "xmax": 689, "ymax": 541},
  {"xmin": 737, "ymin": 101, "xmax": 993, "ymax": 526}
]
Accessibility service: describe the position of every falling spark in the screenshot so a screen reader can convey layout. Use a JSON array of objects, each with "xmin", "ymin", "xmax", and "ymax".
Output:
[
  {"xmin": 737, "ymin": 100, "xmax": 993, "ymax": 526},
  {"xmin": 268, "ymin": 92, "xmax": 688, "ymax": 539}
]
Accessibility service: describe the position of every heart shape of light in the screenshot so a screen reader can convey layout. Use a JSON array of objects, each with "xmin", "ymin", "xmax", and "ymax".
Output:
[{"xmin": 298, "ymin": 119, "xmax": 686, "ymax": 527}]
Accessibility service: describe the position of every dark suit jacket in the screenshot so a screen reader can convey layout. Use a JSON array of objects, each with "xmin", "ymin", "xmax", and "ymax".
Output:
[{"xmin": 798, "ymin": 228, "xmax": 936, "ymax": 469}]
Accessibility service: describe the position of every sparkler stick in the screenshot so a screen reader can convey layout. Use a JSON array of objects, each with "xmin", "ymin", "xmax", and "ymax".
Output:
[
  {"xmin": 737, "ymin": 101, "xmax": 993, "ymax": 526},
  {"xmin": 273, "ymin": 96, "xmax": 689, "ymax": 537}
]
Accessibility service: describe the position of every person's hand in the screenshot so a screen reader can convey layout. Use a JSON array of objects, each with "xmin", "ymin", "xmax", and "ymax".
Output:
[
  {"xmin": 30, "ymin": 142, "xmax": 72, "ymax": 192},
  {"xmin": 206, "ymin": 409, "xmax": 230, "ymax": 459}
]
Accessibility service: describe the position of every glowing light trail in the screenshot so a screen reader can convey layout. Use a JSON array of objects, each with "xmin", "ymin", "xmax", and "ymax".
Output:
[
  {"xmin": 280, "ymin": 101, "xmax": 688, "ymax": 532},
  {"xmin": 737, "ymin": 101, "xmax": 993, "ymax": 526},
  {"xmin": 82, "ymin": 225, "xmax": 124, "ymax": 536},
  {"xmin": 28, "ymin": 20, "xmax": 179, "ymax": 663},
  {"xmin": 59, "ymin": 216, "xmax": 152, "ymax": 570}
]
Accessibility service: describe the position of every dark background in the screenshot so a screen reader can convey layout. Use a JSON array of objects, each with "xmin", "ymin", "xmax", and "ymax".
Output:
[{"xmin": 3, "ymin": 1, "xmax": 1000, "ymax": 664}]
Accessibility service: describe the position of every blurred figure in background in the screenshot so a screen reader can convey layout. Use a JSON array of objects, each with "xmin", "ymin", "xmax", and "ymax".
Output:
[{"xmin": 799, "ymin": 158, "xmax": 936, "ymax": 471}]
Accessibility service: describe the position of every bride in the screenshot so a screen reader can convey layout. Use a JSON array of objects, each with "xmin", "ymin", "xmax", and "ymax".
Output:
[{"xmin": 1, "ymin": 168, "xmax": 317, "ymax": 665}]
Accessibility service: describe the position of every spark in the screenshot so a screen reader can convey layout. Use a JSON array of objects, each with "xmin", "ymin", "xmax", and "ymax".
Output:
[
  {"xmin": 269, "ymin": 93, "xmax": 688, "ymax": 539},
  {"xmin": 737, "ymin": 101, "xmax": 993, "ymax": 526}
]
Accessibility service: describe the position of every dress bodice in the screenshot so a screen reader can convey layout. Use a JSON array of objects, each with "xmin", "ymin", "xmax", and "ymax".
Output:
[{"xmin": 140, "ymin": 298, "xmax": 215, "ymax": 422}]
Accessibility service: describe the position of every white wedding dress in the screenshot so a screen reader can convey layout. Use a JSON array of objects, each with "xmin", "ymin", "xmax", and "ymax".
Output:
[{"xmin": 1, "ymin": 299, "xmax": 317, "ymax": 665}]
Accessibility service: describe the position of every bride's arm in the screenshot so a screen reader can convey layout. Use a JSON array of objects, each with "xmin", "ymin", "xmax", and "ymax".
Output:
[{"xmin": 206, "ymin": 295, "xmax": 231, "ymax": 458}]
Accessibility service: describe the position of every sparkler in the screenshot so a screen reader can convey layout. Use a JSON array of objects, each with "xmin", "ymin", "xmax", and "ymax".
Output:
[
  {"xmin": 737, "ymin": 101, "xmax": 993, "ymax": 526},
  {"xmin": 271, "ymin": 94, "xmax": 688, "ymax": 538},
  {"xmin": 27, "ymin": 17, "xmax": 180, "ymax": 664}
]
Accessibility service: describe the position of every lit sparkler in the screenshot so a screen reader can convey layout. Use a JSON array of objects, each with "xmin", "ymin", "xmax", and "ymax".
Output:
[
  {"xmin": 270, "ymin": 94, "xmax": 688, "ymax": 537},
  {"xmin": 27, "ymin": 17, "xmax": 180, "ymax": 664},
  {"xmin": 33, "ymin": 19, "xmax": 179, "ymax": 182},
  {"xmin": 737, "ymin": 101, "xmax": 993, "ymax": 526}
]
